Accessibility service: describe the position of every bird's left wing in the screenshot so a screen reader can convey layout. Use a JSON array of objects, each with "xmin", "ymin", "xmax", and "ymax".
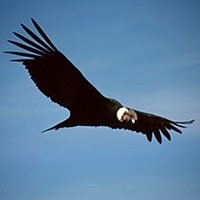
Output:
[{"xmin": 5, "ymin": 19, "xmax": 106, "ymax": 112}]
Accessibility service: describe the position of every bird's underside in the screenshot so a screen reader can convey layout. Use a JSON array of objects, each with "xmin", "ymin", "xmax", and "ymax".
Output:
[{"xmin": 5, "ymin": 18, "xmax": 194, "ymax": 144}]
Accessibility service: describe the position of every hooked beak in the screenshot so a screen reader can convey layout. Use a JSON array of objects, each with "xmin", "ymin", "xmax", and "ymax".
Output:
[
  {"xmin": 117, "ymin": 107, "xmax": 138, "ymax": 124},
  {"xmin": 121, "ymin": 109, "xmax": 138, "ymax": 123}
]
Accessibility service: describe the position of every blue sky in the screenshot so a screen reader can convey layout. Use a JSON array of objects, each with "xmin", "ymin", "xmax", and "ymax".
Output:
[{"xmin": 0, "ymin": 0, "xmax": 200, "ymax": 200}]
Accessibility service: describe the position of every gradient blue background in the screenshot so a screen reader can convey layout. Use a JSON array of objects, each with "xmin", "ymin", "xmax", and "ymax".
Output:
[{"xmin": 1, "ymin": 0, "xmax": 200, "ymax": 200}]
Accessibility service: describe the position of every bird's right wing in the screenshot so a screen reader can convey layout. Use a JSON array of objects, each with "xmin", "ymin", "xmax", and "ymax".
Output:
[
  {"xmin": 5, "ymin": 19, "xmax": 106, "ymax": 112},
  {"xmin": 110, "ymin": 109, "xmax": 194, "ymax": 144},
  {"xmin": 133, "ymin": 110, "xmax": 194, "ymax": 143}
]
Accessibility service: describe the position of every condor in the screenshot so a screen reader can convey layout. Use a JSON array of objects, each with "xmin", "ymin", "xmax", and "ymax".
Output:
[{"xmin": 5, "ymin": 19, "xmax": 194, "ymax": 144}]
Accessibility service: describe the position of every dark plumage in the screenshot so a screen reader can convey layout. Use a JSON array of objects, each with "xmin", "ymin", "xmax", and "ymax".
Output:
[{"xmin": 5, "ymin": 19, "xmax": 194, "ymax": 144}]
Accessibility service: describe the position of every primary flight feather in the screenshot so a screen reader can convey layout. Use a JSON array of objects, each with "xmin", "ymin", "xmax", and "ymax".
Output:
[{"xmin": 5, "ymin": 18, "xmax": 194, "ymax": 144}]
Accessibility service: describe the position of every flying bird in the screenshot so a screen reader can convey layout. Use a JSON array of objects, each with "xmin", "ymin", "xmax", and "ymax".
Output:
[{"xmin": 5, "ymin": 19, "xmax": 194, "ymax": 144}]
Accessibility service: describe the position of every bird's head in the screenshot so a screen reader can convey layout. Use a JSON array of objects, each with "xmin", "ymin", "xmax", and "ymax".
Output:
[{"xmin": 116, "ymin": 107, "xmax": 138, "ymax": 124}]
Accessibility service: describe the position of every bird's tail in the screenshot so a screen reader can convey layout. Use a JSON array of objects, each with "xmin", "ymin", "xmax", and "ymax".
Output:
[{"xmin": 42, "ymin": 118, "xmax": 75, "ymax": 133}]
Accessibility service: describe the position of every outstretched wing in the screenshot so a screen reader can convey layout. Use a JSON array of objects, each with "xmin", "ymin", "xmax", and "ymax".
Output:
[
  {"xmin": 5, "ymin": 18, "xmax": 106, "ymax": 112},
  {"xmin": 110, "ymin": 109, "xmax": 194, "ymax": 144}
]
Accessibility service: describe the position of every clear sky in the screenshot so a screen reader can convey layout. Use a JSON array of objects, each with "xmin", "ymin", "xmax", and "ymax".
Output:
[{"xmin": 0, "ymin": 0, "xmax": 200, "ymax": 200}]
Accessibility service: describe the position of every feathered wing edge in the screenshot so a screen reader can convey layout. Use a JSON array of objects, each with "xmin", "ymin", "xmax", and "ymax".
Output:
[
  {"xmin": 153, "ymin": 119, "xmax": 194, "ymax": 144},
  {"xmin": 5, "ymin": 18, "xmax": 58, "ymax": 61},
  {"xmin": 5, "ymin": 18, "xmax": 108, "ymax": 111},
  {"xmin": 131, "ymin": 110, "xmax": 195, "ymax": 144}
]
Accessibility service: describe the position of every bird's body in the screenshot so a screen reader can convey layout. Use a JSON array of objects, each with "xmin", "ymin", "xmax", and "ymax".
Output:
[{"xmin": 6, "ymin": 19, "xmax": 194, "ymax": 143}]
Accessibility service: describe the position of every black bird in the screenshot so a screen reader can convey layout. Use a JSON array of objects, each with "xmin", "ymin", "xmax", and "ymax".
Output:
[{"xmin": 5, "ymin": 19, "xmax": 194, "ymax": 144}]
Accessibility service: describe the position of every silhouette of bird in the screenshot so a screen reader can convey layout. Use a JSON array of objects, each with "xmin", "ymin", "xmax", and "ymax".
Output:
[{"xmin": 5, "ymin": 18, "xmax": 194, "ymax": 143}]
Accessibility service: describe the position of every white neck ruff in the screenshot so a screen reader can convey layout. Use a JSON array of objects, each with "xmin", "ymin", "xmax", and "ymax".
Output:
[{"xmin": 116, "ymin": 107, "xmax": 128, "ymax": 121}]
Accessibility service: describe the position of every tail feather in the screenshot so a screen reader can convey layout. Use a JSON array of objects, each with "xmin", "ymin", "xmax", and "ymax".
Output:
[{"xmin": 42, "ymin": 118, "xmax": 75, "ymax": 133}]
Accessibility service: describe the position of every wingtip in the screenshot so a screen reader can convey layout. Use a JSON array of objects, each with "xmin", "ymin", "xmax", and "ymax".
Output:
[
  {"xmin": 4, "ymin": 51, "xmax": 15, "ymax": 55},
  {"xmin": 31, "ymin": 18, "xmax": 37, "ymax": 25},
  {"xmin": 146, "ymin": 133, "xmax": 153, "ymax": 143},
  {"xmin": 180, "ymin": 119, "xmax": 195, "ymax": 125},
  {"xmin": 172, "ymin": 119, "xmax": 195, "ymax": 129},
  {"xmin": 188, "ymin": 119, "xmax": 195, "ymax": 124},
  {"xmin": 20, "ymin": 23, "xmax": 25, "ymax": 28}
]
